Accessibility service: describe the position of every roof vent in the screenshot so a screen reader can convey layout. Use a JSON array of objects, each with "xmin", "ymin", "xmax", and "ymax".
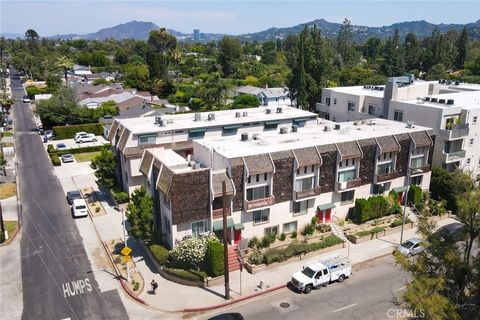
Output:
[
  {"xmin": 407, "ymin": 121, "xmax": 415, "ymax": 128},
  {"xmin": 292, "ymin": 125, "xmax": 298, "ymax": 132},
  {"xmin": 431, "ymin": 98, "xmax": 438, "ymax": 103},
  {"xmin": 266, "ymin": 109, "xmax": 272, "ymax": 114},
  {"xmin": 252, "ymin": 133, "xmax": 260, "ymax": 140},
  {"xmin": 194, "ymin": 113, "xmax": 202, "ymax": 121},
  {"xmin": 193, "ymin": 162, "xmax": 201, "ymax": 170},
  {"xmin": 353, "ymin": 120, "xmax": 359, "ymax": 125},
  {"xmin": 276, "ymin": 107, "xmax": 283, "ymax": 113},
  {"xmin": 242, "ymin": 111, "xmax": 248, "ymax": 117},
  {"xmin": 155, "ymin": 116, "xmax": 162, "ymax": 124},
  {"xmin": 424, "ymin": 97, "xmax": 431, "ymax": 102},
  {"xmin": 241, "ymin": 133, "xmax": 249, "ymax": 141},
  {"xmin": 279, "ymin": 127, "xmax": 288, "ymax": 134},
  {"xmin": 208, "ymin": 113, "xmax": 215, "ymax": 121},
  {"xmin": 438, "ymin": 99, "xmax": 446, "ymax": 104},
  {"xmin": 447, "ymin": 99, "xmax": 454, "ymax": 105},
  {"xmin": 324, "ymin": 125, "xmax": 332, "ymax": 132},
  {"xmin": 235, "ymin": 112, "xmax": 241, "ymax": 118},
  {"xmin": 334, "ymin": 124, "xmax": 341, "ymax": 130}
]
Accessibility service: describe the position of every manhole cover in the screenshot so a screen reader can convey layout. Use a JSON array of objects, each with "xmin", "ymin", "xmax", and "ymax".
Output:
[
  {"xmin": 272, "ymin": 297, "xmax": 298, "ymax": 314},
  {"xmin": 279, "ymin": 302, "xmax": 291, "ymax": 308}
]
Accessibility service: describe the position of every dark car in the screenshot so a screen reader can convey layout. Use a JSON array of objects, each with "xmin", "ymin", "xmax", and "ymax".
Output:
[
  {"xmin": 208, "ymin": 313, "xmax": 244, "ymax": 320},
  {"xmin": 431, "ymin": 222, "xmax": 466, "ymax": 242},
  {"xmin": 66, "ymin": 191, "xmax": 82, "ymax": 205}
]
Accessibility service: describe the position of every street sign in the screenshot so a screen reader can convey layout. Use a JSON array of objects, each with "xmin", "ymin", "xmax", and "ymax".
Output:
[
  {"xmin": 121, "ymin": 246, "xmax": 132, "ymax": 256},
  {"xmin": 122, "ymin": 255, "xmax": 131, "ymax": 264}
]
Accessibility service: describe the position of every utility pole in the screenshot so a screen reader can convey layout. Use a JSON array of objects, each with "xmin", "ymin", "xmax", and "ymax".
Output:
[
  {"xmin": 121, "ymin": 207, "xmax": 130, "ymax": 282},
  {"xmin": 400, "ymin": 184, "xmax": 410, "ymax": 245},
  {"xmin": 222, "ymin": 181, "xmax": 230, "ymax": 300},
  {"xmin": 0, "ymin": 203, "xmax": 5, "ymax": 243}
]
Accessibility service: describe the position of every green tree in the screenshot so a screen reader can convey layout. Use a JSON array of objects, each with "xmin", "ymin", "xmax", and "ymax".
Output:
[
  {"xmin": 261, "ymin": 41, "xmax": 277, "ymax": 65},
  {"xmin": 25, "ymin": 29, "xmax": 39, "ymax": 51},
  {"xmin": 204, "ymin": 240, "xmax": 224, "ymax": 277},
  {"xmin": 90, "ymin": 149, "xmax": 116, "ymax": 190},
  {"xmin": 455, "ymin": 27, "xmax": 468, "ymax": 69},
  {"xmin": 126, "ymin": 185, "xmax": 154, "ymax": 242},
  {"xmin": 199, "ymin": 72, "xmax": 229, "ymax": 109},
  {"xmin": 55, "ymin": 56, "xmax": 74, "ymax": 84},
  {"xmin": 0, "ymin": 156, "xmax": 7, "ymax": 176},
  {"xmin": 336, "ymin": 18, "xmax": 356, "ymax": 66},
  {"xmin": 404, "ymin": 33, "xmax": 421, "ymax": 71},
  {"xmin": 37, "ymin": 86, "xmax": 87, "ymax": 127},
  {"xmin": 46, "ymin": 73, "xmax": 62, "ymax": 91},
  {"xmin": 123, "ymin": 62, "xmax": 150, "ymax": 91},
  {"xmin": 217, "ymin": 36, "xmax": 242, "ymax": 77},
  {"xmin": 146, "ymin": 28, "xmax": 177, "ymax": 79},
  {"xmin": 382, "ymin": 29, "xmax": 405, "ymax": 76},
  {"xmin": 231, "ymin": 95, "xmax": 260, "ymax": 109}
]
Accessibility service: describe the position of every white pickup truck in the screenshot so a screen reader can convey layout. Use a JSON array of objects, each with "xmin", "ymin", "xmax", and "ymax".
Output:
[{"xmin": 290, "ymin": 257, "xmax": 352, "ymax": 294}]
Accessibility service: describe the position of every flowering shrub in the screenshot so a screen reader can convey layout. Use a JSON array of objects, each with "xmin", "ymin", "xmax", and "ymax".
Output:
[{"xmin": 169, "ymin": 233, "xmax": 220, "ymax": 269}]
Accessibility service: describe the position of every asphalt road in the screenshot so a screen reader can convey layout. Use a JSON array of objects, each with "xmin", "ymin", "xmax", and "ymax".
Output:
[
  {"xmin": 10, "ymin": 70, "xmax": 128, "ymax": 320},
  {"xmin": 203, "ymin": 255, "xmax": 408, "ymax": 320}
]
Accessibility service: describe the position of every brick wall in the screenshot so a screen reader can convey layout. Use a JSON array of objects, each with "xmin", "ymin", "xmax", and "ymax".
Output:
[
  {"xmin": 358, "ymin": 139, "xmax": 377, "ymax": 185},
  {"xmin": 395, "ymin": 134, "xmax": 411, "ymax": 177},
  {"xmin": 271, "ymin": 151, "xmax": 294, "ymax": 203},
  {"xmin": 230, "ymin": 161, "xmax": 245, "ymax": 212},
  {"xmin": 319, "ymin": 148, "xmax": 337, "ymax": 193}
]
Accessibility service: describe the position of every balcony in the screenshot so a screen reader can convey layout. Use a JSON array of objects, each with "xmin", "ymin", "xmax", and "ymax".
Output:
[
  {"xmin": 293, "ymin": 186, "xmax": 322, "ymax": 201},
  {"xmin": 439, "ymin": 124, "xmax": 470, "ymax": 141},
  {"xmin": 336, "ymin": 178, "xmax": 362, "ymax": 191},
  {"xmin": 212, "ymin": 207, "xmax": 231, "ymax": 219},
  {"xmin": 410, "ymin": 164, "xmax": 431, "ymax": 175},
  {"xmin": 443, "ymin": 150, "xmax": 466, "ymax": 163},
  {"xmin": 315, "ymin": 102, "xmax": 330, "ymax": 114},
  {"xmin": 244, "ymin": 196, "xmax": 275, "ymax": 211},
  {"xmin": 375, "ymin": 170, "xmax": 402, "ymax": 183}
]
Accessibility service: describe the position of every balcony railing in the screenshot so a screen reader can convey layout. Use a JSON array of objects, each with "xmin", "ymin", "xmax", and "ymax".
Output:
[
  {"xmin": 293, "ymin": 186, "xmax": 322, "ymax": 201},
  {"xmin": 443, "ymin": 150, "xmax": 466, "ymax": 163},
  {"xmin": 244, "ymin": 196, "xmax": 275, "ymax": 210},
  {"xmin": 212, "ymin": 207, "xmax": 231, "ymax": 219},
  {"xmin": 336, "ymin": 178, "xmax": 362, "ymax": 191},
  {"xmin": 410, "ymin": 164, "xmax": 431, "ymax": 175},
  {"xmin": 440, "ymin": 124, "xmax": 470, "ymax": 140},
  {"xmin": 315, "ymin": 102, "xmax": 330, "ymax": 113},
  {"xmin": 375, "ymin": 170, "xmax": 402, "ymax": 183}
]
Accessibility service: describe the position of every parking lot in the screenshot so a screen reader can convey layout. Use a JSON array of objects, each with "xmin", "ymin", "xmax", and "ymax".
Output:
[{"xmin": 43, "ymin": 135, "xmax": 109, "ymax": 151}]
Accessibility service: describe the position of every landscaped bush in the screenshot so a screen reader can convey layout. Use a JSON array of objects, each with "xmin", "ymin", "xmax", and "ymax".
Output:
[
  {"xmin": 278, "ymin": 233, "xmax": 286, "ymax": 241},
  {"xmin": 354, "ymin": 226, "xmax": 385, "ymax": 238},
  {"xmin": 302, "ymin": 223, "xmax": 315, "ymax": 236},
  {"xmin": 55, "ymin": 145, "xmax": 111, "ymax": 156},
  {"xmin": 169, "ymin": 233, "xmax": 220, "ymax": 270},
  {"xmin": 408, "ymin": 185, "xmax": 423, "ymax": 206},
  {"xmin": 112, "ymin": 191, "xmax": 129, "ymax": 204},
  {"xmin": 353, "ymin": 193, "xmax": 399, "ymax": 223},
  {"xmin": 47, "ymin": 144, "xmax": 55, "ymax": 154},
  {"xmin": 51, "ymin": 154, "xmax": 61, "ymax": 166},
  {"xmin": 52, "ymin": 123, "xmax": 104, "ymax": 139},
  {"xmin": 369, "ymin": 196, "xmax": 389, "ymax": 220},
  {"xmin": 162, "ymin": 267, "xmax": 207, "ymax": 283},
  {"xmin": 204, "ymin": 241, "xmax": 224, "ymax": 277},
  {"xmin": 150, "ymin": 244, "xmax": 170, "ymax": 266},
  {"xmin": 290, "ymin": 231, "xmax": 297, "ymax": 239},
  {"xmin": 390, "ymin": 217, "xmax": 412, "ymax": 228},
  {"xmin": 259, "ymin": 234, "xmax": 276, "ymax": 248},
  {"xmin": 248, "ymin": 236, "xmax": 259, "ymax": 248},
  {"xmin": 354, "ymin": 198, "xmax": 371, "ymax": 223},
  {"xmin": 316, "ymin": 224, "xmax": 332, "ymax": 233},
  {"xmin": 248, "ymin": 248, "xmax": 264, "ymax": 265}
]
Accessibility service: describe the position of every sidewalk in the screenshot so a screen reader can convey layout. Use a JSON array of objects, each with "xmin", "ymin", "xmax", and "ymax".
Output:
[{"xmin": 66, "ymin": 171, "xmax": 459, "ymax": 312}]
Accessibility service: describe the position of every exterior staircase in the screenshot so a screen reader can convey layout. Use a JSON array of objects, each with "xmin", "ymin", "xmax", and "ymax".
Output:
[
  {"xmin": 405, "ymin": 204, "xmax": 419, "ymax": 223},
  {"xmin": 227, "ymin": 246, "xmax": 241, "ymax": 272},
  {"xmin": 330, "ymin": 222, "xmax": 348, "ymax": 242}
]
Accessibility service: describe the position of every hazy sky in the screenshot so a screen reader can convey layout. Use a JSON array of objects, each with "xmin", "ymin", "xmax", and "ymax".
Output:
[{"xmin": 1, "ymin": 0, "xmax": 479, "ymax": 36}]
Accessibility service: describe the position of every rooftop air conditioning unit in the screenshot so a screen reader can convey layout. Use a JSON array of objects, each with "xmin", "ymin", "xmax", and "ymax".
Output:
[
  {"xmin": 334, "ymin": 124, "xmax": 341, "ymax": 130},
  {"xmin": 438, "ymin": 99, "xmax": 446, "ymax": 104},
  {"xmin": 194, "ymin": 113, "xmax": 202, "ymax": 121},
  {"xmin": 208, "ymin": 113, "xmax": 215, "ymax": 121},
  {"xmin": 252, "ymin": 133, "xmax": 260, "ymax": 140},
  {"xmin": 242, "ymin": 111, "xmax": 248, "ymax": 117},
  {"xmin": 279, "ymin": 127, "xmax": 288, "ymax": 134},
  {"xmin": 235, "ymin": 112, "xmax": 241, "ymax": 118},
  {"xmin": 193, "ymin": 162, "xmax": 201, "ymax": 170},
  {"xmin": 276, "ymin": 107, "xmax": 283, "ymax": 113},
  {"xmin": 155, "ymin": 116, "xmax": 162, "ymax": 124},
  {"xmin": 292, "ymin": 125, "xmax": 298, "ymax": 132},
  {"xmin": 339, "ymin": 181, "xmax": 347, "ymax": 190},
  {"xmin": 266, "ymin": 109, "xmax": 272, "ymax": 114},
  {"xmin": 324, "ymin": 125, "xmax": 332, "ymax": 132},
  {"xmin": 407, "ymin": 121, "xmax": 415, "ymax": 128},
  {"xmin": 424, "ymin": 97, "xmax": 431, "ymax": 102},
  {"xmin": 241, "ymin": 133, "xmax": 249, "ymax": 141},
  {"xmin": 447, "ymin": 99, "xmax": 454, "ymax": 105},
  {"xmin": 431, "ymin": 98, "xmax": 438, "ymax": 103}
]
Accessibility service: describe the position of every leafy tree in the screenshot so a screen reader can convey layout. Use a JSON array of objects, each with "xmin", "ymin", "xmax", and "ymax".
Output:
[
  {"xmin": 146, "ymin": 28, "xmax": 177, "ymax": 79},
  {"xmin": 114, "ymin": 49, "xmax": 129, "ymax": 64},
  {"xmin": 90, "ymin": 149, "xmax": 116, "ymax": 190},
  {"xmin": 126, "ymin": 185, "xmax": 154, "ymax": 242},
  {"xmin": 261, "ymin": 41, "xmax": 277, "ymax": 65},
  {"xmin": 55, "ymin": 56, "xmax": 74, "ymax": 84},
  {"xmin": 404, "ymin": 33, "xmax": 421, "ymax": 71},
  {"xmin": 0, "ymin": 156, "xmax": 7, "ymax": 176},
  {"xmin": 204, "ymin": 240, "xmax": 224, "ymax": 277},
  {"xmin": 25, "ymin": 29, "xmax": 39, "ymax": 51},
  {"xmin": 336, "ymin": 18, "xmax": 357, "ymax": 66},
  {"xmin": 382, "ymin": 29, "xmax": 405, "ymax": 76},
  {"xmin": 427, "ymin": 63, "xmax": 447, "ymax": 80},
  {"xmin": 46, "ymin": 73, "xmax": 62, "ymax": 91},
  {"xmin": 123, "ymin": 62, "xmax": 150, "ymax": 91},
  {"xmin": 363, "ymin": 37, "xmax": 383, "ymax": 61},
  {"xmin": 231, "ymin": 95, "xmax": 260, "ymax": 109},
  {"xmin": 243, "ymin": 75, "xmax": 260, "ymax": 87},
  {"xmin": 217, "ymin": 36, "xmax": 242, "ymax": 77},
  {"xmin": 37, "ymin": 86, "xmax": 87, "ymax": 127},
  {"xmin": 198, "ymin": 72, "xmax": 230, "ymax": 109},
  {"xmin": 455, "ymin": 27, "xmax": 468, "ymax": 69}
]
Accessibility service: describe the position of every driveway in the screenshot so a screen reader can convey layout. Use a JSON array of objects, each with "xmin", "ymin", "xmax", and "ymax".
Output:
[{"xmin": 45, "ymin": 135, "xmax": 109, "ymax": 151}]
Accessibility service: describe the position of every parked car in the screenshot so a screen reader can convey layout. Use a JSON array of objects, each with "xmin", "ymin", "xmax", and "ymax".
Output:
[
  {"xmin": 56, "ymin": 143, "xmax": 67, "ymax": 151},
  {"xmin": 45, "ymin": 130, "xmax": 54, "ymax": 140},
  {"xmin": 75, "ymin": 133, "xmax": 97, "ymax": 143},
  {"xmin": 71, "ymin": 199, "xmax": 88, "ymax": 218},
  {"xmin": 430, "ymin": 222, "xmax": 466, "ymax": 242},
  {"xmin": 208, "ymin": 313, "xmax": 244, "ymax": 320},
  {"xmin": 22, "ymin": 96, "xmax": 31, "ymax": 103},
  {"xmin": 74, "ymin": 132, "xmax": 88, "ymax": 140},
  {"xmin": 61, "ymin": 154, "xmax": 74, "ymax": 163},
  {"xmin": 66, "ymin": 191, "xmax": 82, "ymax": 205},
  {"xmin": 397, "ymin": 238, "xmax": 425, "ymax": 256},
  {"xmin": 291, "ymin": 257, "xmax": 352, "ymax": 294}
]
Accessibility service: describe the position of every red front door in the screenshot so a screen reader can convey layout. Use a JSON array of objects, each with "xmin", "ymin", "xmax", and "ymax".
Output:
[
  {"xmin": 325, "ymin": 209, "xmax": 331, "ymax": 222},
  {"xmin": 234, "ymin": 229, "xmax": 241, "ymax": 244}
]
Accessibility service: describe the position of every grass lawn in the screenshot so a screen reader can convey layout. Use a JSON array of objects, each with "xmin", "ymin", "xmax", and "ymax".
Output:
[
  {"xmin": 0, "ymin": 221, "xmax": 18, "ymax": 245},
  {"xmin": 1, "ymin": 142, "xmax": 14, "ymax": 147},
  {"xmin": 74, "ymin": 151, "xmax": 101, "ymax": 162},
  {"xmin": 0, "ymin": 182, "xmax": 16, "ymax": 200},
  {"xmin": 1, "ymin": 131, "xmax": 13, "ymax": 137}
]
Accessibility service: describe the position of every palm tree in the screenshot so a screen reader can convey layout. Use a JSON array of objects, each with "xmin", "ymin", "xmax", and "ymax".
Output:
[
  {"xmin": 55, "ymin": 56, "xmax": 74, "ymax": 85},
  {"xmin": 170, "ymin": 49, "xmax": 184, "ymax": 91}
]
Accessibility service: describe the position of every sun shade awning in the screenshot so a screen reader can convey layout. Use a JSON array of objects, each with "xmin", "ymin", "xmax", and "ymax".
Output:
[
  {"xmin": 317, "ymin": 203, "xmax": 336, "ymax": 211},
  {"xmin": 393, "ymin": 186, "xmax": 408, "ymax": 193},
  {"xmin": 213, "ymin": 218, "xmax": 235, "ymax": 231},
  {"xmin": 234, "ymin": 223, "xmax": 245, "ymax": 230},
  {"xmin": 223, "ymin": 125, "xmax": 241, "ymax": 130},
  {"xmin": 265, "ymin": 120, "xmax": 280, "ymax": 125},
  {"xmin": 189, "ymin": 128, "xmax": 206, "ymax": 133}
]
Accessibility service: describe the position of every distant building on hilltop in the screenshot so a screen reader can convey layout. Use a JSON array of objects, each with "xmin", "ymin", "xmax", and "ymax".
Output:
[{"xmin": 193, "ymin": 29, "xmax": 200, "ymax": 42}]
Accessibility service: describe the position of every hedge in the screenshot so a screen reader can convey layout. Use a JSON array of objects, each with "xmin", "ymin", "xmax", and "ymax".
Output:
[
  {"xmin": 390, "ymin": 217, "xmax": 412, "ymax": 228},
  {"xmin": 51, "ymin": 154, "xmax": 61, "ymax": 166},
  {"xmin": 353, "ymin": 195, "xmax": 393, "ymax": 223},
  {"xmin": 47, "ymin": 144, "xmax": 55, "ymax": 154},
  {"xmin": 150, "ymin": 244, "xmax": 169, "ymax": 266},
  {"xmin": 162, "ymin": 267, "xmax": 207, "ymax": 283},
  {"xmin": 204, "ymin": 241, "xmax": 224, "ymax": 277},
  {"xmin": 408, "ymin": 185, "xmax": 423, "ymax": 206},
  {"xmin": 52, "ymin": 123, "xmax": 104, "ymax": 139},
  {"xmin": 354, "ymin": 226, "xmax": 385, "ymax": 238},
  {"xmin": 263, "ymin": 235, "xmax": 343, "ymax": 265},
  {"xmin": 55, "ymin": 145, "xmax": 111, "ymax": 156}
]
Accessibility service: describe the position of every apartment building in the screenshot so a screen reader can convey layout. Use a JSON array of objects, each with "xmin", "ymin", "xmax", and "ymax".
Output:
[
  {"xmin": 389, "ymin": 90, "xmax": 480, "ymax": 178},
  {"xmin": 107, "ymin": 106, "xmax": 318, "ymax": 194},
  {"xmin": 138, "ymin": 118, "xmax": 434, "ymax": 248}
]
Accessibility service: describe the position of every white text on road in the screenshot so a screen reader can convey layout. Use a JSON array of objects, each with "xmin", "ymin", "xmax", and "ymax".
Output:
[{"xmin": 62, "ymin": 278, "xmax": 92, "ymax": 298}]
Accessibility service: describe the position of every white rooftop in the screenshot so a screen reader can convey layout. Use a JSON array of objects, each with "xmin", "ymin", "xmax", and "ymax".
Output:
[
  {"xmin": 148, "ymin": 147, "xmax": 192, "ymax": 173},
  {"xmin": 401, "ymin": 90, "xmax": 480, "ymax": 110},
  {"xmin": 326, "ymin": 80, "xmax": 430, "ymax": 98},
  {"xmin": 118, "ymin": 106, "xmax": 317, "ymax": 135},
  {"xmin": 195, "ymin": 118, "xmax": 432, "ymax": 159}
]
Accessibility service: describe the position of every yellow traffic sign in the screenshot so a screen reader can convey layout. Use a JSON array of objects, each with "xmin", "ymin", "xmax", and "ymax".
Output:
[
  {"xmin": 122, "ymin": 255, "xmax": 131, "ymax": 264},
  {"xmin": 121, "ymin": 246, "xmax": 132, "ymax": 256}
]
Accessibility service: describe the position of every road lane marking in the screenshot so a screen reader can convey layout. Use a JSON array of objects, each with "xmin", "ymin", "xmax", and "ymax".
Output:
[
  {"xmin": 62, "ymin": 278, "xmax": 93, "ymax": 298},
  {"xmin": 333, "ymin": 303, "xmax": 358, "ymax": 313},
  {"xmin": 393, "ymin": 286, "xmax": 406, "ymax": 292}
]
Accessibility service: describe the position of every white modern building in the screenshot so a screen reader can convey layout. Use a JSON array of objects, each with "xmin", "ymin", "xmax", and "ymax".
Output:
[
  {"xmin": 107, "ymin": 106, "xmax": 318, "ymax": 194},
  {"xmin": 139, "ymin": 118, "xmax": 434, "ymax": 248}
]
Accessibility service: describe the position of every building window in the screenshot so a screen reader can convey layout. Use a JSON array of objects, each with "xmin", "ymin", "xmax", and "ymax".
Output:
[
  {"xmin": 246, "ymin": 185, "xmax": 270, "ymax": 201},
  {"xmin": 192, "ymin": 220, "xmax": 207, "ymax": 238},
  {"xmin": 256, "ymin": 174, "xmax": 260, "ymax": 182},
  {"xmin": 264, "ymin": 123, "xmax": 278, "ymax": 130},
  {"xmin": 293, "ymin": 200, "xmax": 310, "ymax": 215},
  {"xmin": 138, "ymin": 133, "xmax": 157, "ymax": 144},
  {"xmin": 394, "ymin": 110, "xmax": 404, "ymax": 122},
  {"xmin": 466, "ymin": 158, "xmax": 471, "ymax": 165},
  {"xmin": 470, "ymin": 138, "xmax": 474, "ymax": 145},
  {"xmin": 162, "ymin": 192, "xmax": 170, "ymax": 209},
  {"xmin": 283, "ymin": 221, "xmax": 297, "ymax": 234},
  {"xmin": 340, "ymin": 190, "xmax": 355, "ymax": 205},
  {"xmin": 188, "ymin": 130, "xmax": 206, "ymax": 139},
  {"xmin": 368, "ymin": 104, "xmax": 377, "ymax": 115},
  {"xmin": 347, "ymin": 101, "xmax": 355, "ymax": 112},
  {"xmin": 473, "ymin": 116, "xmax": 478, "ymax": 124},
  {"xmin": 410, "ymin": 157, "xmax": 425, "ymax": 169},
  {"xmin": 372, "ymin": 184, "xmax": 388, "ymax": 195},
  {"xmin": 377, "ymin": 162, "xmax": 393, "ymax": 175},
  {"xmin": 410, "ymin": 175, "xmax": 423, "ymax": 186},
  {"xmin": 265, "ymin": 225, "xmax": 278, "ymax": 236},
  {"xmin": 338, "ymin": 169, "xmax": 356, "ymax": 183},
  {"xmin": 333, "ymin": 98, "xmax": 337, "ymax": 105},
  {"xmin": 295, "ymin": 176, "xmax": 315, "ymax": 191},
  {"xmin": 326, "ymin": 97, "xmax": 331, "ymax": 106},
  {"xmin": 253, "ymin": 209, "xmax": 269, "ymax": 225},
  {"xmin": 222, "ymin": 127, "xmax": 238, "ymax": 136},
  {"xmin": 165, "ymin": 217, "xmax": 171, "ymax": 234}
]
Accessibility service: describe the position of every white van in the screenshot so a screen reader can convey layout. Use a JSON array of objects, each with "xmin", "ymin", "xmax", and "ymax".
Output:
[{"xmin": 71, "ymin": 199, "xmax": 88, "ymax": 218}]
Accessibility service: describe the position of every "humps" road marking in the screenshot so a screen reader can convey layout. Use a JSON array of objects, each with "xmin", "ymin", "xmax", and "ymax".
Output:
[{"xmin": 62, "ymin": 278, "xmax": 93, "ymax": 298}]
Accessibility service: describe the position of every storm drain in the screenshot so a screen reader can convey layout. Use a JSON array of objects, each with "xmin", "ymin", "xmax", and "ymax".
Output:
[{"xmin": 272, "ymin": 297, "xmax": 298, "ymax": 314}]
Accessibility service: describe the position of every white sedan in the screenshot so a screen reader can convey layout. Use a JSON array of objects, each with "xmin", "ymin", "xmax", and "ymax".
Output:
[{"xmin": 75, "ymin": 134, "xmax": 97, "ymax": 143}]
